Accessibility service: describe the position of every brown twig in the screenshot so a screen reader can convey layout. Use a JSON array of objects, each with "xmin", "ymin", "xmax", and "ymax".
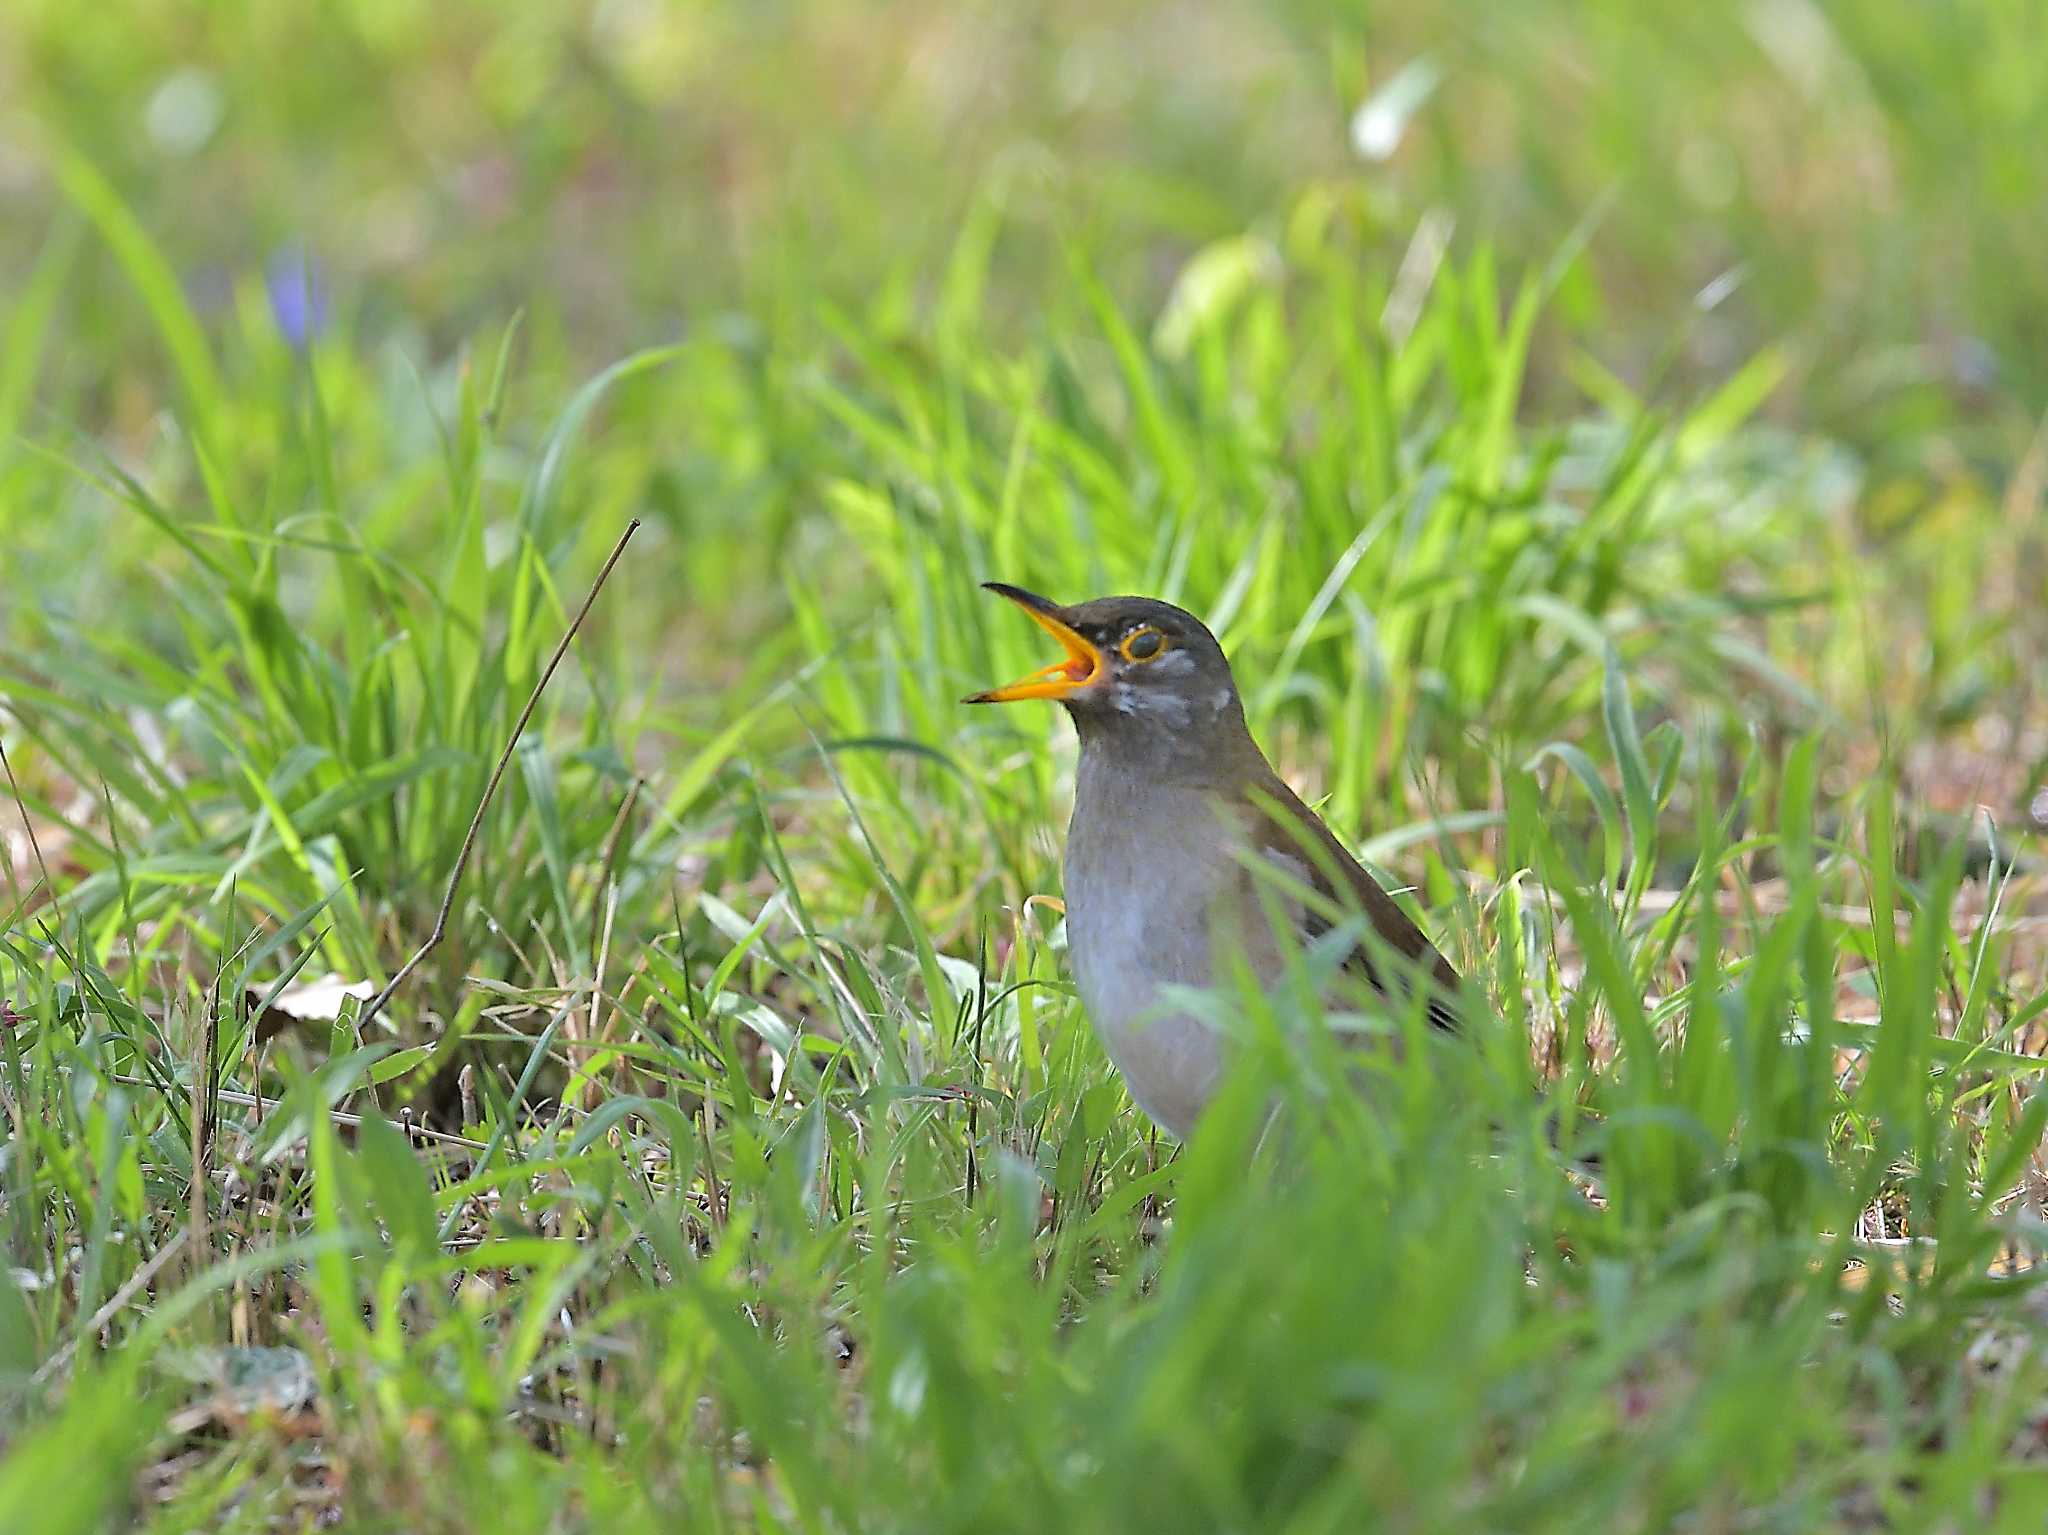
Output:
[
  {"xmin": 191, "ymin": 977, "xmax": 219, "ymax": 1282},
  {"xmin": 31, "ymin": 1231, "xmax": 191, "ymax": 1386},
  {"xmin": 356, "ymin": 519, "xmax": 641, "ymax": 1034},
  {"xmin": 107, "ymin": 1073, "xmax": 490, "ymax": 1152},
  {"xmin": 0, "ymin": 725, "xmax": 56, "ymax": 913}
]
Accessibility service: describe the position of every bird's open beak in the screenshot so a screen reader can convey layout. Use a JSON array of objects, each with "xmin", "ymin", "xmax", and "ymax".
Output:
[{"xmin": 964, "ymin": 583, "xmax": 1104, "ymax": 704}]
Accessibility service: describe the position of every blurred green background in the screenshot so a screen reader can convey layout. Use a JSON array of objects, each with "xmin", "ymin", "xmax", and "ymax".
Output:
[
  {"xmin": 9, "ymin": 0, "xmax": 2044, "ymax": 444},
  {"xmin": 7, "ymin": 0, "xmax": 2043, "ymax": 748}
]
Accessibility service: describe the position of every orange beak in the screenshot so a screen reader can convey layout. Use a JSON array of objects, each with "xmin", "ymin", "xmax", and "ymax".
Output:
[{"xmin": 964, "ymin": 583, "xmax": 1104, "ymax": 704}]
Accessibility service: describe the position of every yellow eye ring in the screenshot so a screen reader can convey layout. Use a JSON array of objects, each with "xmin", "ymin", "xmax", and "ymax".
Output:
[{"xmin": 1119, "ymin": 626, "xmax": 1167, "ymax": 663}]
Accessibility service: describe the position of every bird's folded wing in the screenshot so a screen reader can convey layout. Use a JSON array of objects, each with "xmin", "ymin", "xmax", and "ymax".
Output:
[{"xmin": 1239, "ymin": 773, "xmax": 1462, "ymax": 1032}]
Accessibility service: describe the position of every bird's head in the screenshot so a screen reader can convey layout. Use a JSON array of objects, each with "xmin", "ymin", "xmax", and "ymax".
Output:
[{"xmin": 965, "ymin": 584, "xmax": 1245, "ymax": 741}]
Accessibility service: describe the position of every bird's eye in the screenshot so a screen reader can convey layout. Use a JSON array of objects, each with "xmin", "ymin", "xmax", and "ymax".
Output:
[{"xmin": 1119, "ymin": 626, "xmax": 1166, "ymax": 663}]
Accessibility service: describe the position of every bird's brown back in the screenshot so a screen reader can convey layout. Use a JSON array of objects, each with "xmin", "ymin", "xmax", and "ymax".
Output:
[{"xmin": 1239, "ymin": 767, "xmax": 1463, "ymax": 1032}]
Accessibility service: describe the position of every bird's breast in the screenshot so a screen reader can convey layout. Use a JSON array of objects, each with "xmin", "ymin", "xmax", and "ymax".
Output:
[{"xmin": 1062, "ymin": 778, "xmax": 1252, "ymax": 1136}]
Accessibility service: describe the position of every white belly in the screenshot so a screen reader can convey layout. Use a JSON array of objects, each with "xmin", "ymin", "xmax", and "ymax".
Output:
[{"xmin": 1066, "ymin": 897, "xmax": 1224, "ymax": 1139}]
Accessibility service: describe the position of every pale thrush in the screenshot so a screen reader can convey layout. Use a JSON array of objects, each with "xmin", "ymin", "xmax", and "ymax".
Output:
[{"xmin": 967, "ymin": 583, "xmax": 1463, "ymax": 1138}]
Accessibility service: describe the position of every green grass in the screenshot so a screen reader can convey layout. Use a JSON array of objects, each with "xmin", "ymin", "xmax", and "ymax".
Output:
[{"xmin": 4, "ymin": 3, "xmax": 2048, "ymax": 1530}]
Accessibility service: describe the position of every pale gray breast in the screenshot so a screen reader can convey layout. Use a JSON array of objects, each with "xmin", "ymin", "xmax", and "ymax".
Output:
[{"xmin": 1062, "ymin": 766, "xmax": 1286, "ymax": 1136}]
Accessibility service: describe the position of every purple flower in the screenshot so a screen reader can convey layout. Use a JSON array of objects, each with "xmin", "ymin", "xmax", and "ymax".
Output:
[{"xmin": 265, "ymin": 245, "xmax": 329, "ymax": 350}]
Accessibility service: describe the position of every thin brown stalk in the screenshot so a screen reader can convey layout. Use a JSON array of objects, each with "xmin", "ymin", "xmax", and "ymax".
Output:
[
  {"xmin": 31, "ymin": 1231, "xmax": 190, "ymax": 1386},
  {"xmin": 357, "ymin": 518, "xmax": 641, "ymax": 1034},
  {"xmin": 108, "ymin": 1073, "xmax": 490, "ymax": 1151},
  {"xmin": 0, "ymin": 726, "xmax": 55, "ymax": 919}
]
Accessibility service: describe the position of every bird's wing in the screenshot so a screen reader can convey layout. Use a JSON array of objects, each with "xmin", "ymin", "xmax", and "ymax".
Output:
[{"xmin": 1238, "ymin": 772, "xmax": 1463, "ymax": 1032}]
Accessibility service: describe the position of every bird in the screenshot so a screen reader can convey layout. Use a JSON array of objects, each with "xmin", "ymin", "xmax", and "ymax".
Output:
[{"xmin": 965, "ymin": 582, "xmax": 1464, "ymax": 1139}]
